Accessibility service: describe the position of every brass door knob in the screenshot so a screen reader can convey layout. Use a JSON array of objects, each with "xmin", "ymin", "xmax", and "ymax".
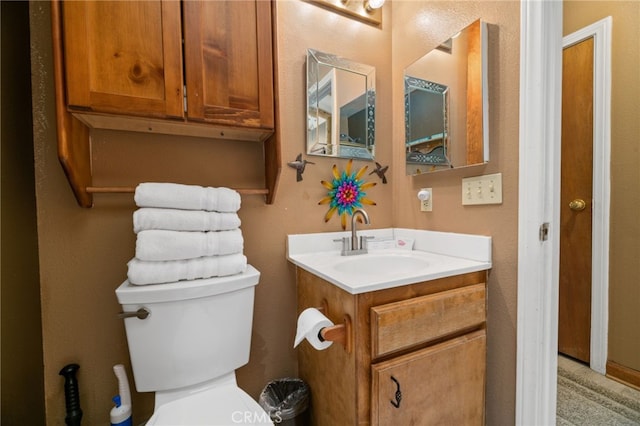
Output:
[{"xmin": 569, "ymin": 199, "xmax": 586, "ymax": 211}]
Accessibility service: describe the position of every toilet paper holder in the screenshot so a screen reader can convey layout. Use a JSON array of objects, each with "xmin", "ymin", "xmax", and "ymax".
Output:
[{"xmin": 316, "ymin": 304, "xmax": 352, "ymax": 354}]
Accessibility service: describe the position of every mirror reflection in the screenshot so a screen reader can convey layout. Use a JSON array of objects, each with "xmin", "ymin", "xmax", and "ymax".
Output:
[
  {"xmin": 307, "ymin": 49, "xmax": 376, "ymax": 160},
  {"xmin": 405, "ymin": 77, "xmax": 450, "ymax": 166},
  {"xmin": 405, "ymin": 19, "xmax": 489, "ymax": 175}
]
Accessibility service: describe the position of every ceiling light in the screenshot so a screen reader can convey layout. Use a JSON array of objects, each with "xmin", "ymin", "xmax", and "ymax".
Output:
[{"xmin": 365, "ymin": 0, "xmax": 385, "ymax": 12}]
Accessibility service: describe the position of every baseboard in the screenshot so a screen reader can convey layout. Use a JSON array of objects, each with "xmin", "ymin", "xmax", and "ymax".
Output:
[{"xmin": 607, "ymin": 360, "xmax": 640, "ymax": 391}]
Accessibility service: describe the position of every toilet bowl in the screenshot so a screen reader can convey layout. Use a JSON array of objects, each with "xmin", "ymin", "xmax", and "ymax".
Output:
[
  {"xmin": 115, "ymin": 265, "xmax": 272, "ymax": 425},
  {"xmin": 146, "ymin": 373, "xmax": 272, "ymax": 426}
]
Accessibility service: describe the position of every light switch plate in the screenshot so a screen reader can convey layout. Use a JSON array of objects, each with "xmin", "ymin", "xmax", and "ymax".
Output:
[{"xmin": 462, "ymin": 173, "xmax": 503, "ymax": 205}]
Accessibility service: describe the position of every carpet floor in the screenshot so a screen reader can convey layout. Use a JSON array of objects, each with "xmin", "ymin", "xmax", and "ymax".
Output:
[{"xmin": 557, "ymin": 355, "xmax": 640, "ymax": 425}]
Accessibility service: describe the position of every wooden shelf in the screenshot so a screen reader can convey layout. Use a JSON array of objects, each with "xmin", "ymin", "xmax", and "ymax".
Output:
[{"xmin": 86, "ymin": 186, "xmax": 269, "ymax": 196}]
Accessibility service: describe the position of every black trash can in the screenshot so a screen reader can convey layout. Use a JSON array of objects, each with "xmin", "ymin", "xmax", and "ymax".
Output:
[{"xmin": 259, "ymin": 378, "xmax": 310, "ymax": 426}]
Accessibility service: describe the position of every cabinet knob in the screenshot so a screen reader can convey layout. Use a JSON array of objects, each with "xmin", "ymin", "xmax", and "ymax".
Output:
[{"xmin": 390, "ymin": 376, "xmax": 402, "ymax": 408}]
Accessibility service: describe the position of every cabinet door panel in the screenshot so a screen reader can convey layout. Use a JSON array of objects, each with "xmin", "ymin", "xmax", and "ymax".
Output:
[
  {"xmin": 183, "ymin": 1, "xmax": 274, "ymax": 129},
  {"xmin": 371, "ymin": 331, "xmax": 486, "ymax": 425},
  {"xmin": 61, "ymin": 1, "xmax": 184, "ymax": 118}
]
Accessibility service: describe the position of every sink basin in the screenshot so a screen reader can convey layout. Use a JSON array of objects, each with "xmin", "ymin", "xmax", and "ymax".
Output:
[
  {"xmin": 287, "ymin": 228, "xmax": 492, "ymax": 294},
  {"xmin": 290, "ymin": 248, "xmax": 486, "ymax": 294},
  {"xmin": 333, "ymin": 252, "xmax": 431, "ymax": 276}
]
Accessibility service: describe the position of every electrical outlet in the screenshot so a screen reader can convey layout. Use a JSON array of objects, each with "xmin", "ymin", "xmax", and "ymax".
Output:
[
  {"xmin": 420, "ymin": 188, "xmax": 432, "ymax": 212},
  {"xmin": 462, "ymin": 173, "xmax": 503, "ymax": 205}
]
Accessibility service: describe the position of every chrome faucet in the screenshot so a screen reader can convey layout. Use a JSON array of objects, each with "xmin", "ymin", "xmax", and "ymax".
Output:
[
  {"xmin": 350, "ymin": 208, "xmax": 370, "ymax": 252},
  {"xmin": 334, "ymin": 208, "xmax": 371, "ymax": 256}
]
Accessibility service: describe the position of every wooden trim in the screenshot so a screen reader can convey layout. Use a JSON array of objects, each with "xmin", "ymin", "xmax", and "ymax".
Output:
[
  {"xmin": 466, "ymin": 20, "xmax": 483, "ymax": 165},
  {"xmin": 160, "ymin": 0, "xmax": 185, "ymax": 118},
  {"xmin": 182, "ymin": 1, "xmax": 205, "ymax": 121},
  {"xmin": 86, "ymin": 186, "xmax": 269, "ymax": 196},
  {"xmin": 51, "ymin": 0, "xmax": 93, "ymax": 207},
  {"xmin": 74, "ymin": 113, "xmax": 272, "ymax": 143},
  {"xmin": 264, "ymin": 0, "xmax": 281, "ymax": 205},
  {"xmin": 606, "ymin": 360, "xmax": 640, "ymax": 390},
  {"xmin": 256, "ymin": 1, "xmax": 275, "ymax": 129}
]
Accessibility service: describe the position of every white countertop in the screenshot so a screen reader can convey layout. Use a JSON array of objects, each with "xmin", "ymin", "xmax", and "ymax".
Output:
[{"xmin": 287, "ymin": 228, "xmax": 492, "ymax": 294}]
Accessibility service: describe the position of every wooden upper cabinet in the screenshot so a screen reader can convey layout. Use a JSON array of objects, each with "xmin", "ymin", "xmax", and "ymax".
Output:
[
  {"xmin": 61, "ymin": 1, "xmax": 184, "ymax": 119},
  {"xmin": 60, "ymin": 0, "xmax": 275, "ymax": 129},
  {"xmin": 182, "ymin": 1, "xmax": 275, "ymax": 129},
  {"xmin": 52, "ymin": 0, "xmax": 280, "ymax": 207}
]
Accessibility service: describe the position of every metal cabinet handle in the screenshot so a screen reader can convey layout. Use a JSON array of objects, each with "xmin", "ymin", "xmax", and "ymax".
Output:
[
  {"xmin": 118, "ymin": 307, "xmax": 150, "ymax": 320},
  {"xmin": 390, "ymin": 376, "xmax": 402, "ymax": 408}
]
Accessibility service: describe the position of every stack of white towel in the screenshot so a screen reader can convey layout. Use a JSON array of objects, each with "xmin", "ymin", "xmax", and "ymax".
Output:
[{"xmin": 126, "ymin": 183, "xmax": 247, "ymax": 285}]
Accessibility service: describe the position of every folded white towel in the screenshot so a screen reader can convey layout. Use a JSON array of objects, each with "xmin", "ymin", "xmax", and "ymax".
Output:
[
  {"xmin": 135, "ymin": 229, "xmax": 244, "ymax": 261},
  {"xmin": 134, "ymin": 183, "xmax": 241, "ymax": 212},
  {"xmin": 133, "ymin": 208, "xmax": 241, "ymax": 233},
  {"xmin": 127, "ymin": 254, "xmax": 247, "ymax": 285}
]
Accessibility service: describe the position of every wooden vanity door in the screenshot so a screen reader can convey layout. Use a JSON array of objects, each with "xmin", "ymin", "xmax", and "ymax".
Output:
[
  {"xmin": 60, "ymin": 1, "xmax": 184, "ymax": 119},
  {"xmin": 371, "ymin": 330, "xmax": 486, "ymax": 425}
]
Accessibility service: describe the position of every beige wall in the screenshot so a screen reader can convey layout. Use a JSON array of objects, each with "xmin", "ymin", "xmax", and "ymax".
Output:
[
  {"xmin": 392, "ymin": 2, "xmax": 521, "ymax": 424},
  {"xmin": 30, "ymin": 1, "xmax": 394, "ymax": 423},
  {"xmin": 564, "ymin": 1, "xmax": 640, "ymax": 373},
  {"xmin": 25, "ymin": 1, "xmax": 640, "ymax": 424},
  {"xmin": 29, "ymin": 0, "xmax": 525, "ymax": 423},
  {"xmin": 29, "ymin": 0, "xmax": 527, "ymax": 423}
]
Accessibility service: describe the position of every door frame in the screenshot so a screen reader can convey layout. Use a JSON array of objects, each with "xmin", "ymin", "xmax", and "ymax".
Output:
[{"xmin": 516, "ymin": 1, "xmax": 612, "ymax": 423}]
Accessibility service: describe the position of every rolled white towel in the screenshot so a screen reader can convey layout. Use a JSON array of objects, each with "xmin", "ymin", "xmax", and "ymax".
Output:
[
  {"xmin": 135, "ymin": 229, "xmax": 243, "ymax": 261},
  {"xmin": 134, "ymin": 183, "xmax": 241, "ymax": 212},
  {"xmin": 133, "ymin": 208, "xmax": 241, "ymax": 233},
  {"xmin": 127, "ymin": 254, "xmax": 247, "ymax": 285}
]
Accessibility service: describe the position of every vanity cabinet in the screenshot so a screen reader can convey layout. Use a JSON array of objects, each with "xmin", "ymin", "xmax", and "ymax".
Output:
[
  {"xmin": 51, "ymin": 0, "xmax": 279, "ymax": 207},
  {"xmin": 371, "ymin": 331, "xmax": 486, "ymax": 424},
  {"xmin": 296, "ymin": 269, "xmax": 487, "ymax": 425}
]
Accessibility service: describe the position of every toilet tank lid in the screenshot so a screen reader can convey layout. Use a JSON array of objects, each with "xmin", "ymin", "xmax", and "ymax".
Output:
[{"xmin": 115, "ymin": 265, "xmax": 260, "ymax": 304}]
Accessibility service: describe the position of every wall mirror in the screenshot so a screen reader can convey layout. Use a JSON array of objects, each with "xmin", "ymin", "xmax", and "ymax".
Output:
[
  {"xmin": 405, "ymin": 19, "xmax": 489, "ymax": 175},
  {"xmin": 307, "ymin": 49, "xmax": 376, "ymax": 160}
]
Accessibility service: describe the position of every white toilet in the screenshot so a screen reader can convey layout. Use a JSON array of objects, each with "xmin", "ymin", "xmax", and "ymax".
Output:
[{"xmin": 115, "ymin": 265, "xmax": 273, "ymax": 425}]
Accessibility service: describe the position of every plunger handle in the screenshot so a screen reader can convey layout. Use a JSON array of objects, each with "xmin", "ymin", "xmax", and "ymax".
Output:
[{"xmin": 59, "ymin": 363, "xmax": 83, "ymax": 426}]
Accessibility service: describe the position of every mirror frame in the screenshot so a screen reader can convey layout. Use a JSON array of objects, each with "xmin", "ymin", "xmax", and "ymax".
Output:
[
  {"xmin": 306, "ymin": 48, "xmax": 376, "ymax": 160},
  {"xmin": 404, "ymin": 19, "xmax": 489, "ymax": 175},
  {"xmin": 404, "ymin": 77, "xmax": 450, "ymax": 166}
]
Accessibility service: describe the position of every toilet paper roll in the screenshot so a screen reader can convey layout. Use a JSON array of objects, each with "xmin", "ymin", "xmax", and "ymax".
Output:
[{"xmin": 294, "ymin": 308, "xmax": 334, "ymax": 350}]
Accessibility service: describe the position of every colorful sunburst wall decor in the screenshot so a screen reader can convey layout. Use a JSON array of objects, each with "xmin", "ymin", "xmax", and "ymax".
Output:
[{"xmin": 319, "ymin": 159, "xmax": 376, "ymax": 230}]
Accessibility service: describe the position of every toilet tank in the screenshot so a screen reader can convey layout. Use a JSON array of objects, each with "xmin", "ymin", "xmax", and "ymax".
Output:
[{"xmin": 115, "ymin": 265, "xmax": 260, "ymax": 392}]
